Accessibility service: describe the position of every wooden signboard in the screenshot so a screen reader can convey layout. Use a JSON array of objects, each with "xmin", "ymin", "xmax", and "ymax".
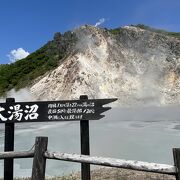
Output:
[
  {"xmin": 1, "ymin": 96, "xmax": 117, "ymax": 180},
  {"xmin": 0, "ymin": 98, "xmax": 117, "ymax": 123}
]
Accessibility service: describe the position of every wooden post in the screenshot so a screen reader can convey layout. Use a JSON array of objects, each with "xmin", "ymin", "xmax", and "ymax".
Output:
[
  {"xmin": 80, "ymin": 95, "xmax": 91, "ymax": 180},
  {"xmin": 173, "ymin": 148, "xmax": 180, "ymax": 180},
  {"xmin": 4, "ymin": 98, "xmax": 15, "ymax": 180},
  {"xmin": 31, "ymin": 137, "xmax": 48, "ymax": 180}
]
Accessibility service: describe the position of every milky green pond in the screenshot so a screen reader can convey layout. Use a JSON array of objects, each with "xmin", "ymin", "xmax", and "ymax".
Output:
[{"xmin": 0, "ymin": 106, "xmax": 180, "ymax": 178}]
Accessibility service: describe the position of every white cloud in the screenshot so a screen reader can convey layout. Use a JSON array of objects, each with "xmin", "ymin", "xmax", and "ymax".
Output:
[
  {"xmin": 7, "ymin": 48, "xmax": 30, "ymax": 63},
  {"xmin": 94, "ymin": 18, "xmax": 106, "ymax": 27}
]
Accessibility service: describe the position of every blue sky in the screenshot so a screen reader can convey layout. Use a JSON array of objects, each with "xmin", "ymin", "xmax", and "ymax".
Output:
[{"xmin": 0, "ymin": 0, "xmax": 180, "ymax": 64}]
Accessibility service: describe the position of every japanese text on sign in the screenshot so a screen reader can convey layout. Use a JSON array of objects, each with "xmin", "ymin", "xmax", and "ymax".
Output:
[
  {"xmin": 47, "ymin": 102, "xmax": 95, "ymax": 108},
  {"xmin": 0, "ymin": 104, "xmax": 39, "ymax": 122},
  {"xmin": 47, "ymin": 102, "xmax": 95, "ymax": 121}
]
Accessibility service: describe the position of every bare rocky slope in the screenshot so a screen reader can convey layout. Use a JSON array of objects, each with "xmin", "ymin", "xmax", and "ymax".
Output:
[{"xmin": 31, "ymin": 25, "xmax": 180, "ymax": 106}]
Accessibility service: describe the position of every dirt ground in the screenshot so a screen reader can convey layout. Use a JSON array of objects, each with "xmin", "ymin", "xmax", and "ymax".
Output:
[
  {"xmin": 6, "ymin": 167, "xmax": 176, "ymax": 180},
  {"xmin": 47, "ymin": 167, "xmax": 176, "ymax": 180}
]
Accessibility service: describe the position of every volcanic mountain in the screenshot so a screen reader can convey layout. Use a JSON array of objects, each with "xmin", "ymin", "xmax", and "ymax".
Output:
[{"xmin": 1, "ymin": 25, "xmax": 180, "ymax": 106}]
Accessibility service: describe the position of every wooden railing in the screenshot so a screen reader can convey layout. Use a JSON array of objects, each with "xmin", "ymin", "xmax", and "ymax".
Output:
[{"xmin": 0, "ymin": 136, "xmax": 180, "ymax": 180}]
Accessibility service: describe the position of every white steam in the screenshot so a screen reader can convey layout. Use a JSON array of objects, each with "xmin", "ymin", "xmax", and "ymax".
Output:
[
  {"xmin": 94, "ymin": 18, "xmax": 106, "ymax": 27},
  {"xmin": 0, "ymin": 88, "xmax": 35, "ymax": 102},
  {"xmin": 7, "ymin": 48, "xmax": 29, "ymax": 63}
]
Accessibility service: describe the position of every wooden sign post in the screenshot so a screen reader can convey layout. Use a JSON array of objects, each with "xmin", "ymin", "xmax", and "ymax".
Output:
[
  {"xmin": 80, "ymin": 95, "xmax": 90, "ymax": 180},
  {"xmin": 4, "ymin": 98, "xmax": 15, "ymax": 180},
  {"xmin": 0, "ymin": 96, "xmax": 117, "ymax": 180}
]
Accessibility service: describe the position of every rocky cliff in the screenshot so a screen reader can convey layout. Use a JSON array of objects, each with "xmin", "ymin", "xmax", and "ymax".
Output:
[{"xmin": 30, "ymin": 25, "xmax": 180, "ymax": 106}]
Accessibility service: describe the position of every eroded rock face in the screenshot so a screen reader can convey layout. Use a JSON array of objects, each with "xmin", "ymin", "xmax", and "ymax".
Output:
[{"xmin": 31, "ymin": 25, "xmax": 180, "ymax": 106}]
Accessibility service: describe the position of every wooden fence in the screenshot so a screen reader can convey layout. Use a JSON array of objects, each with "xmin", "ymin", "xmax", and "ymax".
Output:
[{"xmin": 0, "ymin": 136, "xmax": 180, "ymax": 180}]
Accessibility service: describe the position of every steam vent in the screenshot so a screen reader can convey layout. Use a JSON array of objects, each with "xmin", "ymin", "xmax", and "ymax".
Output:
[{"xmin": 30, "ymin": 25, "xmax": 180, "ymax": 106}]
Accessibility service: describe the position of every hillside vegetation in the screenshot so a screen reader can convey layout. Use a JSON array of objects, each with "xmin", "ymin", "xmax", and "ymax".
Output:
[{"xmin": 0, "ymin": 31, "xmax": 77, "ymax": 96}]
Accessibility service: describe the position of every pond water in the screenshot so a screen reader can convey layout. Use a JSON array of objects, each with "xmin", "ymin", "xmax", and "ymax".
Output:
[{"xmin": 0, "ymin": 106, "xmax": 180, "ymax": 178}]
